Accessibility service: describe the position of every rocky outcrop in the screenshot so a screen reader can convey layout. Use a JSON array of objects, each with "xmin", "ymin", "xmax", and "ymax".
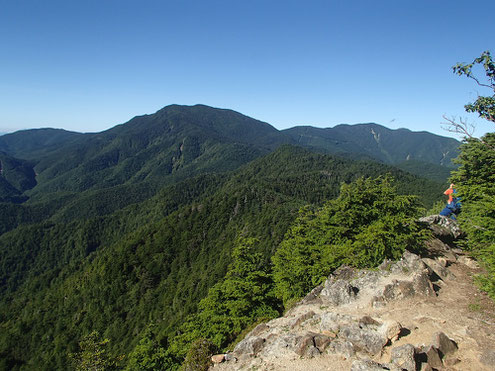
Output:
[
  {"xmin": 211, "ymin": 216, "xmax": 495, "ymax": 370},
  {"xmin": 419, "ymin": 214, "xmax": 463, "ymax": 240}
]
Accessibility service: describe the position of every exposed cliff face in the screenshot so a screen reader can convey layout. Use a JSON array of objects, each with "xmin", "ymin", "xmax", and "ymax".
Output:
[{"xmin": 211, "ymin": 216, "xmax": 495, "ymax": 371}]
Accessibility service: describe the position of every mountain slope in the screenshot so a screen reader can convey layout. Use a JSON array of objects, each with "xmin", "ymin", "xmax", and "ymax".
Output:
[
  {"xmin": 0, "ymin": 104, "xmax": 458, "ymax": 241},
  {"xmin": 283, "ymin": 123, "xmax": 459, "ymax": 167},
  {"xmin": 0, "ymin": 128, "xmax": 83, "ymax": 160},
  {"xmin": 0, "ymin": 146, "xmax": 445, "ymax": 370},
  {"xmin": 0, "ymin": 105, "xmax": 294, "ymax": 233},
  {"xmin": 0, "ymin": 152, "xmax": 36, "ymax": 202},
  {"xmin": 0, "ymin": 105, "xmax": 457, "ymax": 209},
  {"xmin": 14, "ymin": 105, "xmax": 291, "ymax": 199}
]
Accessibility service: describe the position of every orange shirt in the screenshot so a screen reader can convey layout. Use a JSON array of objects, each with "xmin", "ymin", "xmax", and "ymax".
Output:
[{"xmin": 444, "ymin": 188, "xmax": 454, "ymax": 203}]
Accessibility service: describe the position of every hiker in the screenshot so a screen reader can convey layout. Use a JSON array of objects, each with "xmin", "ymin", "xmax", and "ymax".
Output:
[{"xmin": 439, "ymin": 183, "xmax": 461, "ymax": 220}]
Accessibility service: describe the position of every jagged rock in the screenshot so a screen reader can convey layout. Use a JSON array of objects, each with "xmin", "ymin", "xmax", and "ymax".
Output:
[
  {"xmin": 371, "ymin": 296, "xmax": 386, "ymax": 308},
  {"xmin": 314, "ymin": 333, "xmax": 334, "ymax": 351},
  {"xmin": 326, "ymin": 340, "xmax": 356, "ymax": 358},
  {"xmin": 305, "ymin": 345, "xmax": 321, "ymax": 358},
  {"xmin": 320, "ymin": 279, "xmax": 358, "ymax": 306},
  {"xmin": 425, "ymin": 239, "xmax": 459, "ymax": 263},
  {"xmin": 373, "ymin": 269, "xmax": 434, "ymax": 306},
  {"xmin": 443, "ymin": 249, "xmax": 458, "ymax": 263},
  {"xmin": 385, "ymin": 321, "xmax": 403, "ymax": 342},
  {"xmin": 412, "ymin": 271, "xmax": 436, "ymax": 296},
  {"xmin": 300, "ymin": 284, "xmax": 324, "ymax": 304},
  {"xmin": 224, "ymin": 353, "xmax": 237, "ymax": 362},
  {"xmin": 444, "ymin": 355, "xmax": 461, "ymax": 366},
  {"xmin": 216, "ymin": 237, "xmax": 488, "ymax": 371},
  {"xmin": 435, "ymin": 256, "xmax": 448, "ymax": 267},
  {"xmin": 390, "ymin": 344, "xmax": 416, "ymax": 371},
  {"xmin": 295, "ymin": 333, "xmax": 320, "ymax": 357},
  {"xmin": 319, "ymin": 312, "xmax": 354, "ymax": 333},
  {"xmin": 290, "ymin": 310, "xmax": 315, "ymax": 328},
  {"xmin": 422, "ymin": 257, "xmax": 455, "ymax": 280},
  {"xmin": 294, "ymin": 333, "xmax": 323, "ymax": 358},
  {"xmin": 382, "ymin": 279, "xmax": 415, "ymax": 300},
  {"xmin": 432, "ymin": 332, "xmax": 457, "ymax": 356},
  {"xmin": 211, "ymin": 354, "xmax": 225, "ymax": 363},
  {"xmin": 351, "ymin": 359, "xmax": 391, "ymax": 370},
  {"xmin": 321, "ymin": 330, "xmax": 338, "ymax": 338},
  {"xmin": 458, "ymin": 255, "xmax": 480, "ymax": 269},
  {"xmin": 250, "ymin": 323, "xmax": 269, "ymax": 336},
  {"xmin": 339, "ymin": 323, "xmax": 389, "ymax": 355},
  {"xmin": 419, "ymin": 215, "xmax": 463, "ymax": 239},
  {"xmin": 233, "ymin": 336, "xmax": 265, "ymax": 356},
  {"xmin": 332, "ymin": 265, "xmax": 358, "ymax": 280},
  {"xmin": 351, "ymin": 270, "xmax": 381, "ymax": 292},
  {"xmin": 359, "ymin": 316, "xmax": 381, "ymax": 326},
  {"xmin": 418, "ymin": 345, "xmax": 443, "ymax": 368},
  {"xmin": 390, "ymin": 250, "xmax": 427, "ymax": 275}
]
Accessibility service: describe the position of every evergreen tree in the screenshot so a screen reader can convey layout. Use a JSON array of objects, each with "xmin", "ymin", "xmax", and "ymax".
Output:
[
  {"xmin": 449, "ymin": 51, "xmax": 495, "ymax": 298},
  {"xmin": 169, "ymin": 237, "xmax": 279, "ymax": 359},
  {"xmin": 272, "ymin": 175, "xmax": 429, "ymax": 306},
  {"xmin": 452, "ymin": 134, "xmax": 495, "ymax": 296},
  {"xmin": 125, "ymin": 326, "xmax": 175, "ymax": 371},
  {"xmin": 69, "ymin": 331, "xmax": 122, "ymax": 371}
]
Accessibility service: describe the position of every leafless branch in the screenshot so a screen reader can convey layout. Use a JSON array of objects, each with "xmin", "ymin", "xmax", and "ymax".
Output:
[
  {"xmin": 442, "ymin": 115, "xmax": 495, "ymax": 150},
  {"xmin": 466, "ymin": 74, "xmax": 495, "ymax": 90},
  {"xmin": 442, "ymin": 115, "xmax": 475, "ymax": 137}
]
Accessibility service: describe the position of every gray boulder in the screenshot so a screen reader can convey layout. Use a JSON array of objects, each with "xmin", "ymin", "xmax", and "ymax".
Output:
[
  {"xmin": 233, "ymin": 336, "xmax": 265, "ymax": 357},
  {"xmin": 390, "ymin": 344, "xmax": 416, "ymax": 371},
  {"xmin": 320, "ymin": 279, "xmax": 358, "ymax": 306},
  {"xmin": 432, "ymin": 331, "xmax": 458, "ymax": 356},
  {"xmin": 338, "ymin": 323, "xmax": 389, "ymax": 355},
  {"xmin": 419, "ymin": 215, "xmax": 463, "ymax": 239},
  {"xmin": 351, "ymin": 359, "xmax": 393, "ymax": 371}
]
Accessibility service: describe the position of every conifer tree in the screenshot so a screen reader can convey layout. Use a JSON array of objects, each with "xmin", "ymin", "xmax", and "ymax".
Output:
[
  {"xmin": 272, "ymin": 175, "xmax": 428, "ymax": 306},
  {"xmin": 169, "ymin": 237, "xmax": 279, "ymax": 359},
  {"xmin": 69, "ymin": 331, "xmax": 121, "ymax": 371},
  {"xmin": 126, "ymin": 326, "xmax": 174, "ymax": 371},
  {"xmin": 449, "ymin": 50, "xmax": 495, "ymax": 297}
]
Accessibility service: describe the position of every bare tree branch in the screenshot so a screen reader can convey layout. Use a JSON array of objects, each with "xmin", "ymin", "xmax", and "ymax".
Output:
[
  {"xmin": 442, "ymin": 115, "xmax": 495, "ymax": 150},
  {"xmin": 465, "ymin": 73, "xmax": 495, "ymax": 90}
]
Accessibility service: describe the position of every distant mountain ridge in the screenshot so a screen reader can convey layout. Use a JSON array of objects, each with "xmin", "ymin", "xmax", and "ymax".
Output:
[
  {"xmin": 283, "ymin": 123, "xmax": 459, "ymax": 167},
  {"xmin": 0, "ymin": 128, "xmax": 83, "ymax": 159},
  {"xmin": 0, "ymin": 104, "xmax": 459, "ymax": 205}
]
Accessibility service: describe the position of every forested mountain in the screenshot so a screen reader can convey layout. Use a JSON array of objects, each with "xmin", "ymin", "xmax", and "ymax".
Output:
[
  {"xmin": 0, "ymin": 105, "xmax": 292, "ymax": 234},
  {"xmin": 0, "ymin": 144, "xmax": 446, "ymax": 370},
  {"xmin": 283, "ymin": 123, "xmax": 459, "ymax": 167},
  {"xmin": 0, "ymin": 128, "xmax": 84, "ymax": 160},
  {"xmin": 0, "ymin": 105, "xmax": 457, "ymax": 203},
  {"xmin": 0, "ymin": 152, "xmax": 36, "ymax": 203},
  {"xmin": 0, "ymin": 104, "xmax": 457, "ymax": 370},
  {"xmin": 0, "ymin": 105, "xmax": 458, "ymax": 236}
]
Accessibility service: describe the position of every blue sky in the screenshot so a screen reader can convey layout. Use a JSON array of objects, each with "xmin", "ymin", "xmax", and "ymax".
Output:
[{"xmin": 1, "ymin": 0, "xmax": 494, "ymax": 138}]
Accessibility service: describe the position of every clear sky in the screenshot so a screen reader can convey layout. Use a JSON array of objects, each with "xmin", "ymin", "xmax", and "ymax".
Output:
[{"xmin": 1, "ymin": 0, "xmax": 494, "ymax": 138}]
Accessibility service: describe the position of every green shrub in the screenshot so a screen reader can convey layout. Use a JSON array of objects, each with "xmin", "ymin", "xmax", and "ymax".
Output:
[
  {"xmin": 180, "ymin": 339, "xmax": 216, "ymax": 371},
  {"xmin": 452, "ymin": 134, "xmax": 495, "ymax": 298},
  {"xmin": 272, "ymin": 175, "xmax": 429, "ymax": 306},
  {"xmin": 169, "ymin": 238, "xmax": 279, "ymax": 359}
]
